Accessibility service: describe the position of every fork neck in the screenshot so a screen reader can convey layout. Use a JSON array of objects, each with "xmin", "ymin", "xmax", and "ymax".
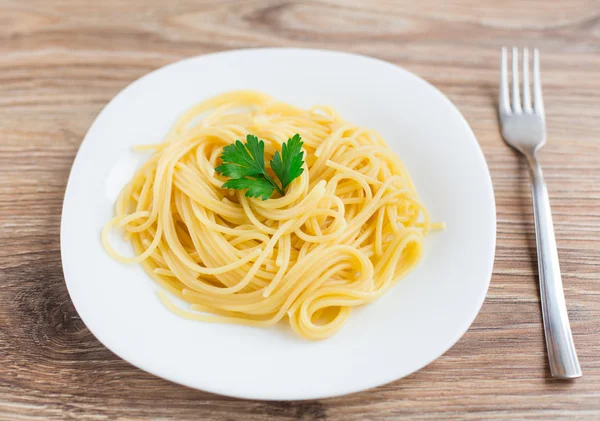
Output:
[
  {"xmin": 524, "ymin": 152, "xmax": 545, "ymax": 193},
  {"xmin": 522, "ymin": 148, "xmax": 540, "ymax": 167}
]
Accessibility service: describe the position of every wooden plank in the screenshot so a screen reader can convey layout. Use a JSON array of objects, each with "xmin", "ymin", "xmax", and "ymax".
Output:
[{"xmin": 1, "ymin": 1, "xmax": 599, "ymax": 419}]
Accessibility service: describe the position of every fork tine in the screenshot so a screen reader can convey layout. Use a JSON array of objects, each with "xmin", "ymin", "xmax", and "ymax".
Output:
[
  {"xmin": 533, "ymin": 48, "xmax": 544, "ymax": 116},
  {"xmin": 522, "ymin": 48, "xmax": 532, "ymax": 112},
  {"xmin": 499, "ymin": 47, "xmax": 510, "ymax": 114},
  {"xmin": 512, "ymin": 47, "xmax": 522, "ymax": 113}
]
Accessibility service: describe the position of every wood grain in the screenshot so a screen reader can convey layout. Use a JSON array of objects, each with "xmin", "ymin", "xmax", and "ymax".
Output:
[{"xmin": 1, "ymin": 0, "xmax": 600, "ymax": 419}]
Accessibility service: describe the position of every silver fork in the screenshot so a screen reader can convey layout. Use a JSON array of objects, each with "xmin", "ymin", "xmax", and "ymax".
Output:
[{"xmin": 499, "ymin": 47, "xmax": 581, "ymax": 379}]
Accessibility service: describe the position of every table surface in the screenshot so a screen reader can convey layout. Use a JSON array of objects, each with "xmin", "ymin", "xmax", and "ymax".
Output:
[{"xmin": 1, "ymin": 1, "xmax": 599, "ymax": 420}]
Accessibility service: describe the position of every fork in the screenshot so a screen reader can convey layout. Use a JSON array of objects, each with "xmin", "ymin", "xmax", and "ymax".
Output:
[{"xmin": 499, "ymin": 47, "xmax": 581, "ymax": 379}]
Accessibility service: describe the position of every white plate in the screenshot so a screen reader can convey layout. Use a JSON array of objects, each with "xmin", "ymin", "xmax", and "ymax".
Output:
[{"xmin": 61, "ymin": 48, "xmax": 496, "ymax": 400}]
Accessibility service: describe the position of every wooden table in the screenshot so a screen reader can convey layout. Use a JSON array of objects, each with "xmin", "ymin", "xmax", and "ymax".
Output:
[{"xmin": 1, "ymin": 1, "xmax": 599, "ymax": 419}]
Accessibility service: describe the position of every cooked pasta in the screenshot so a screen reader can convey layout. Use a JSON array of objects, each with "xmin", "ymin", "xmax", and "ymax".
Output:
[{"xmin": 102, "ymin": 90, "xmax": 434, "ymax": 339}]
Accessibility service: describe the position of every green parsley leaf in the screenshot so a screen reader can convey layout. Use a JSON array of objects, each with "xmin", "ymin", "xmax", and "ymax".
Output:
[
  {"xmin": 222, "ymin": 176, "xmax": 275, "ymax": 200},
  {"xmin": 214, "ymin": 137, "xmax": 264, "ymax": 179},
  {"xmin": 270, "ymin": 133, "xmax": 304, "ymax": 191},
  {"xmin": 215, "ymin": 133, "xmax": 305, "ymax": 200}
]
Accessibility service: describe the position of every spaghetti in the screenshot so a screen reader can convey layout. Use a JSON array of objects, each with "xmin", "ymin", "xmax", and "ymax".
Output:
[{"xmin": 103, "ymin": 90, "xmax": 433, "ymax": 339}]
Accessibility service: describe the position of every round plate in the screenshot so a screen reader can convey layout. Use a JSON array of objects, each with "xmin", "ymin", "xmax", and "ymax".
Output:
[{"xmin": 61, "ymin": 48, "xmax": 496, "ymax": 400}]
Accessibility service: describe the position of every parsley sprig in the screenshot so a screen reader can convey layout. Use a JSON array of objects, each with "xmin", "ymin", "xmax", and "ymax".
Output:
[{"xmin": 215, "ymin": 134, "xmax": 305, "ymax": 200}]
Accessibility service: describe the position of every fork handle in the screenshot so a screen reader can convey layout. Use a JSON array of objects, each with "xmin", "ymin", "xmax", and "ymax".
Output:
[{"xmin": 527, "ymin": 155, "xmax": 581, "ymax": 379}]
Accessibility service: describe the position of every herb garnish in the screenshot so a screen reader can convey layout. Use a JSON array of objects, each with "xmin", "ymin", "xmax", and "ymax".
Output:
[{"xmin": 215, "ymin": 134, "xmax": 305, "ymax": 200}]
